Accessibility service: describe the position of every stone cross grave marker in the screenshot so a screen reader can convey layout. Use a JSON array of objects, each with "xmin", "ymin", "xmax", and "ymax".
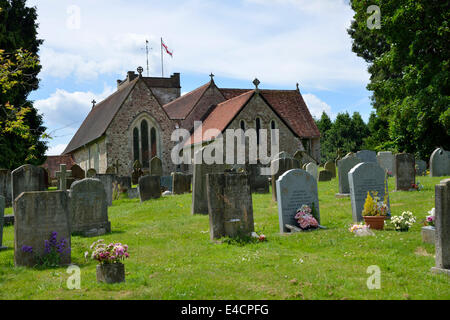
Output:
[
  {"xmin": 56, "ymin": 164, "xmax": 72, "ymax": 191},
  {"xmin": 431, "ymin": 179, "xmax": 450, "ymax": 276}
]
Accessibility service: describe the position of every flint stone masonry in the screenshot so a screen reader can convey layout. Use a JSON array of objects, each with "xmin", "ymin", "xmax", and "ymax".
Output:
[
  {"xmin": 69, "ymin": 178, "xmax": 110, "ymax": 236},
  {"xmin": 348, "ymin": 162, "xmax": 389, "ymax": 223},
  {"xmin": 95, "ymin": 174, "xmax": 115, "ymax": 206},
  {"xmin": 0, "ymin": 195, "xmax": 6, "ymax": 251},
  {"xmin": 356, "ymin": 150, "xmax": 377, "ymax": 163},
  {"xmin": 276, "ymin": 169, "xmax": 320, "ymax": 233},
  {"xmin": 14, "ymin": 191, "xmax": 71, "ymax": 267},
  {"xmin": 431, "ymin": 179, "xmax": 450, "ymax": 276},
  {"xmin": 306, "ymin": 162, "xmax": 318, "ymax": 181},
  {"xmin": 430, "ymin": 148, "xmax": 450, "ymax": 177},
  {"xmin": 11, "ymin": 164, "xmax": 46, "ymax": 205},
  {"xmin": 324, "ymin": 161, "xmax": 336, "ymax": 178},
  {"xmin": 138, "ymin": 175, "xmax": 161, "ymax": 202},
  {"xmin": 0, "ymin": 169, "xmax": 12, "ymax": 207},
  {"xmin": 337, "ymin": 154, "xmax": 361, "ymax": 195},
  {"xmin": 395, "ymin": 153, "xmax": 415, "ymax": 191},
  {"xmin": 415, "ymin": 159, "xmax": 427, "ymax": 176},
  {"xmin": 270, "ymin": 157, "xmax": 301, "ymax": 201},
  {"xmin": 318, "ymin": 170, "xmax": 333, "ymax": 182},
  {"xmin": 377, "ymin": 151, "xmax": 395, "ymax": 176},
  {"xmin": 206, "ymin": 172, "xmax": 254, "ymax": 240}
]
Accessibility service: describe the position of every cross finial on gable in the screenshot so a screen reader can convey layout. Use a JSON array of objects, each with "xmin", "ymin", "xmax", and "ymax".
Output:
[
  {"xmin": 91, "ymin": 99, "xmax": 96, "ymax": 108},
  {"xmin": 253, "ymin": 78, "xmax": 260, "ymax": 93},
  {"xmin": 296, "ymin": 83, "xmax": 300, "ymax": 92},
  {"xmin": 137, "ymin": 66, "xmax": 144, "ymax": 77},
  {"xmin": 209, "ymin": 73, "xmax": 214, "ymax": 81}
]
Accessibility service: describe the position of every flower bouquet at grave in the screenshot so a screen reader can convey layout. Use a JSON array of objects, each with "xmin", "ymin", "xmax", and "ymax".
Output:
[
  {"xmin": 294, "ymin": 204, "xmax": 319, "ymax": 230},
  {"xmin": 410, "ymin": 181, "xmax": 423, "ymax": 191},
  {"xmin": 361, "ymin": 191, "xmax": 389, "ymax": 230},
  {"xmin": 22, "ymin": 231, "xmax": 71, "ymax": 268},
  {"xmin": 390, "ymin": 211, "xmax": 416, "ymax": 231},
  {"xmin": 423, "ymin": 208, "xmax": 435, "ymax": 227},
  {"xmin": 349, "ymin": 223, "xmax": 374, "ymax": 237}
]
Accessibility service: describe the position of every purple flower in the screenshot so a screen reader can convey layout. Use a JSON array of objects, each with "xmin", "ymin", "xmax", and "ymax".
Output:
[{"xmin": 22, "ymin": 245, "xmax": 33, "ymax": 253}]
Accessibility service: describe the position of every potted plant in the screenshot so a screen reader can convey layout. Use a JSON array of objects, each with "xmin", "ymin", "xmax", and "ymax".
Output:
[
  {"xmin": 390, "ymin": 211, "xmax": 416, "ymax": 231},
  {"xmin": 86, "ymin": 239, "xmax": 129, "ymax": 284},
  {"xmin": 421, "ymin": 208, "xmax": 435, "ymax": 244},
  {"xmin": 361, "ymin": 191, "xmax": 389, "ymax": 230}
]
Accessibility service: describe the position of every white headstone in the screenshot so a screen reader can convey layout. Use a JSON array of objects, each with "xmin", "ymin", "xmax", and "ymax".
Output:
[{"xmin": 306, "ymin": 162, "xmax": 318, "ymax": 181}]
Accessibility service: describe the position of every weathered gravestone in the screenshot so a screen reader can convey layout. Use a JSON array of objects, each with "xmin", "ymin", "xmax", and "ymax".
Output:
[
  {"xmin": 105, "ymin": 167, "xmax": 116, "ymax": 174},
  {"xmin": 276, "ymin": 169, "xmax": 320, "ymax": 233},
  {"xmin": 86, "ymin": 168, "xmax": 97, "ymax": 178},
  {"xmin": 14, "ymin": 191, "xmax": 71, "ymax": 267},
  {"xmin": 337, "ymin": 154, "xmax": 361, "ymax": 196},
  {"xmin": 0, "ymin": 169, "xmax": 12, "ymax": 207},
  {"xmin": 150, "ymin": 156, "xmax": 163, "ymax": 176},
  {"xmin": 138, "ymin": 175, "xmax": 161, "ymax": 202},
  {"xmin": 271, "ymin": 157, "xmax": 301, "ymax": 201},
  {"xmin": 56, "ymin": 164, "xmax": 72, "ymax": 191},
  {"xmin": 356, "ymin": 150, "xmax": 377, "ymax": 163},
  {"xmin": 11, "ymin": 164, "xmax": 46, "ymax": 205},
  {"xmin": 94, "ymin": 174, "xmax": 115, "ymax": 206},
  {"xmin": 70, "ymin": 164, "xmax": 85, "ymax": 180},
  {"xmin": 160, "ymin": 175, "xmax": 173, "ymax": 192},
  {"xmin": 431, "ymin": 179, "xmax": 450, "ymax": 276},
  {"xmin": 430, "ymin": 148, "xmax": 450, "ymax": 177},
  {"xmin": 192, "ymin": 148, "xmax": 226, "ymax": 214},
  {"xmin": 245, "ymin": 163, "xmax": 269, "ymax": 193},
  {"xmin": 69, "ymin": 178, "xmax": 111, "ymax": 236},
  {"xmin": 293, "ymin": 150, "xmax": 316, "ymax": 168},
  {"xmin": 306, "ymin": 162, "xmax": 318, "ymax": 181},
  {"xmin": 395, "ymin": 153, "xmax": 415, "ymax": 191},
  {"xmin": 377, "ymin": 151, "xmax": 395, "ymax": 176},
  {"xmin": 415, "ymin": 159, "xmax": 427, "ymax": 176},
  {"xmin": 0, "ymin": 195, "xmax": 6, "ymax": 251},
  {"xmin": 42, "ymin": 168, "xmax": 50, "ymax": 190},
  {"xmin": 318, "ymin": 170, "xmax": 333, "ymax": 182},
  {"xmin": 206, "ymin": 172, "xmax": 254, "ymax": 240},
  {"xmin": 131, "ymin": 160, "xmax": 143, "ymax": 185},
  {"xmin": 348, "ymin": 162, "xmax": 390, "ymax": 223},
  {"xmin": 172, "ymin": 172, "xmax": 191, "ymax": 195},
  {"xmin": 324, "ymin": 161, "xmax": 336, "ymax": 178},
  {"xmin": 114, "ymin": 176, "xmax": 132, "ymax": 190}
]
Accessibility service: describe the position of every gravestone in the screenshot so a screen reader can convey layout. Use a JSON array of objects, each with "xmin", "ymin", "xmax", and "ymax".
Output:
[
  {"xmin": 172, "ymin": 172, "xmax": 191, "ymax": 195},
  {"xmin": 11, "ymin": 164, "xmax": 46, "ymax": 205},
  {"xmin": 160, "ymin": 175, "xmax": 173, "ymax": 192},
  {"xmin": 86, "ymin": 168, "xmax": 97, "ymax": 178},
  {"xmin": 430, "ymin": 148, "xmax": 450, "ymax": 177},
  {"xmin": 356, "ymin": 150, "xmax": 377, "ymax": 163},
  {"xmin": 42, "ymin": 168, "xmax": 50, "ymax": 190},
  {"xmin": 0, "ymin": 169, "xmax": 12, "ymax": 207},
  {"xmin": 270, "ymin": 157, "xmax": 301, "ymax": 201},
  {"xmin": 70, "ymin": 164, "xmax": 85, "ymax": 180},
  {"xmin": 377, "ymin": 151, "xmax": 395, "ymax": 176},
  {"xmin": 131, "ymin": 160, "xmax": 143, "ymax": 185},
  {"xmin": 337, "ymin": 154, "xmax": 361, "ymax": 196},
  {"xmin": 138, "ymin": 175, "xmax": 161, "ymax": 202},
  {"xmin": 150, "ymin": 156, "xmax": 163, "ymax": 176},
  {"xmin": 14, "ymin": 191, "xmax": 71, "ymax": 267},
  {"xmin": 324, "ymin": 161, "xmax": 336, "ymax": 178},
  {"xmin": 246, "ymin": 163, "xmax": 269, "ymax": 193},
  {"xmin": 105, "ymin": 167, "xmax": 116, "ymax": 174},
  {"xmin": 0, "ymin": 195, "xmax": 6, "ymax": 251},
  {"xmin": 56, "ymin": 164, "xmax": 73, "ymax": 191},
  {"xmin": 192, "ymin": 148, "xmax": 226, "ymax": 215},
  {"xmin": 306, "ymin": 162, "xmax": 318, "ymax": 181},
  {"xmin": 395, "ymin": 153, "xmax": 415, "ymax": 191},
  {"xmin": 69, "ymin": 178, "xmax": 110, "ymax": 236},
  {"xmin": 318, "ymin": 170, "xmax": 332, "ymax": 182},
  {"xmin": 276, "ymin": 169, "xmax": 320, "ymax": 233},
  {"xmin": 114, "ymin": 176, "xmax": 132, "ymax": 190},
  {"xmin": 94, "ymin": 174, "xmax": 115, "ymax": 206},
  {"xmin": 348, "ymin": 162, "xmax": 390, "ymax": 222},
  {"xmin": 431, "ymin": 179, "xmax": 450, "ymax": 275},
  {"xmin": 415, "ymin": 159, "xmax": 427, "ymax": 176},
  {"xmin": 293, "ymin": 150, "xmax": 316, "ymax": 168},
  {"xmin": 206, "ymin": 172, "xmax": 254, "ymax": 240}
]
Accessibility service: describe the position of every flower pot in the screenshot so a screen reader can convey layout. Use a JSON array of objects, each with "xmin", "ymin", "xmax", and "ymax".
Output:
[
  {"xmin": 363, "ymin": 216, "xmax": 385, "ymax": 230},
  {"xmin": 96, "ymin": 263, "xmax": 125, "ymax": 284}
]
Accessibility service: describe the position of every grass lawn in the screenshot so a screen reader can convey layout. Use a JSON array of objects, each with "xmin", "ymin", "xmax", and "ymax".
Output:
[{"xmin": 0, "ymin": 175, "xmax": 449, "ymax": 300}]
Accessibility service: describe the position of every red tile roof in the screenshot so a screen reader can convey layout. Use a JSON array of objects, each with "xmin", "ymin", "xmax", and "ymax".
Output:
[{"xmin": 163, "ymin": 82, "xmax": 211, "ymax": 119}]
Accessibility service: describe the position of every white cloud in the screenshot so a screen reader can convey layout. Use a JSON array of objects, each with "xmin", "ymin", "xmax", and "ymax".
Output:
[
  {"xmin": 46, "ymin": 144, "xmax": 68, "ymax": 156},
  {"xmin": 302, "ymin": 93, "xmax": 333, "ymax": 119}
]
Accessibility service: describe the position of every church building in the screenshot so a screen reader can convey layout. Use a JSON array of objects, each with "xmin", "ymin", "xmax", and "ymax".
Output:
[{"xmin": 63, "ymin": 68, "xmax": 320, "ymax": 176}]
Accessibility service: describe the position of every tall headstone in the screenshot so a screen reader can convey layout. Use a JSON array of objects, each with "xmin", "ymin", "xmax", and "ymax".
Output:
[
  {"xmin": 70, "ymin": 164, "xmax": 85, "ymax": 180},
  {"xmin": 276, "ymin": 169, "xmax": 320, "ymax": 233},
  {"xmin": 69, "ymin": 178, "xmax": 110, "ymax": 236},
  {"xmin": 0, "ymin": 195, "xmax": 6, "ymax": 251},
  {"xmin": 11, "ymin": 164, "xmax": 46, "ymax": 205},
  {"xmin": 395, "ymin": 153, "xmax": 415, "ymax": 191},
  {"xmin": 56, "ymin": 164, "xmax": 72, "ymax": 191},
  {"xmin": 324, "ymin": 161, "xmax": 336, "ymax": 178},
  {"xmin": 348, "ymin": 162, "xmax": 389, "ymax": 222},
  {"xmin": 377, "ymin": 151, "xmax": 395, "ymax": 176},
  {"xmin": 306, "ymin": 162, "xmax": 318, "ymax": 181},
  {"xmin": 356, "ymin": 150, "xmax": 377, "ymax": 163},
  {"xmin": 0, "ymin": 169, "xmax": 12, "ymax": 207},
  {"xmin": 270, "ymin": 157, "xmax": 301, "ymax": 201},
  {"xmin": 206, "ymin": 172, "xmax": 254, "ymax": 240},
  {"xmin": 14, "ymin": 191, "xmax": 71, "ymax": 267},
  {"xmin": 415, "ymin": 159, "xmax": 427, "ymax": 176},
  {"xmin": 431, "ymin": 179, "xmax": 450, "ymax": 275},
  {"xmin": 86, "ymin": 168, "xmax": 97, "ymax": 178},
  {"xmin": 138, "ymin": 175, "xmax": 161, "ymax": 202},
  {"xmin": 150, "ymin": 156, "xmax": 163, "ymax": 176},
  {"xmin": 337, "ymin": 154, "xmax": 361, "ymax": 196},
  {"xmin": 318, "ymin": 170, "xmax": 332, "ymax": 182},
  {"xmin": 94, "ymin": 174, "xmax": 115, "ymax": 206},
  {"xmin": 430, "ymin": 148, "xmax": 450, "ymax": 177}
]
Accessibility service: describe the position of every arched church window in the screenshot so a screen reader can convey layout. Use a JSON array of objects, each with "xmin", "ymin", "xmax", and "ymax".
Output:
[
  {"xmin": 141, "ymin": 120, "xmax": 149, "ymax": 167},
  {"xmin": 151, "ymin": 127, "xmax": 157, "ymax": 158},
  {"xmin": 240, "ymin": 120, "xmax": 245, "ymax": 131},
  {"xmin": 133, "ymin": 127, "xmax": 140, "ymax": 162},
  {"xmin": 271, "ymin": 120, "xmax": 276, "ymax": 130},
  {"xmin": 256, "ymin": 117, "xmax": 261, "ymax": 144}
]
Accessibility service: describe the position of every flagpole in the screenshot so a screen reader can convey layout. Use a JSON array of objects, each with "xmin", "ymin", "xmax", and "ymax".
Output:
[{"xmin": 161, "ymin": 37, "xmax": 164, "ymax": 77}]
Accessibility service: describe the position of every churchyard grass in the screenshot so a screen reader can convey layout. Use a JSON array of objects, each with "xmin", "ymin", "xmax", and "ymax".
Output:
[{"xmin": 0, "ymin": 175, "xmax": 448, "ymax": 299}]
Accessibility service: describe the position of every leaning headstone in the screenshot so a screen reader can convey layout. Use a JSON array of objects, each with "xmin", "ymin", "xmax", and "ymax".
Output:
[
  {"xmin": 306, "ymin": 162, "xmax": 318, "ymax": 181},
  {"xmin": 14, "ymin": 191, "xmax": 71, "ymax": 267},
  {"xmin": 0, "ymin": 195, "xmax": 6, "ymax": 251},
  {"xmin": 160, "ymin": 175, "xmax": 173, "ymax": 192},
  {"xmin": 324, "ymin": 161, "xmax": 336, "ymax": 178},
  {"xmin": 206, "ymin": 172, "xmax": 254, "ymax": 240},
  {"xmin": 395, "ymin": 153, "xmax": 415, "ymax": 191},
  {"xmin": 348, "ymin": 162, "xmax": 389, "ymax": 222},
  {"xmin": 150, "ymin": 156, "xmax": 163, "ymax": 176},
  {"xmin": 337, "ymin": 154, "xmax": 361, "ymax": 196},
  {"xmin": 377, "ymin": 151, "xmax": 395, "ymax": 176},
  {"xmin": 69, "ymin": 178, "xmax": 110, "ymax": 236},
  {"xmin": 430, "ymin": 148, "xmax": 450, "ymax": 177},
  {"xmin": 356, "ymin": 150, "xmax": 377, "ymax": 163},
  {"xmin": 70, "ymin": 164, "xmax": 85, "ymax": 180},
  {"xmin": 138, "ymin": 175, "xmax": 161, "ymax": 202},
  {"xmin": 318, "ymin": 170, "xmax": 332, "ymax": 182},
  {"xmin": 86, "ymin": 168, "xmax": 97, "ymax": 178},
  {"xmin": 276, "ymin": 169, "xmax": 320, "ymax": 233},
  {"xmin": 94, "ymin": 174, "xmax": 115, "ymax": 206},
  {"xmin": 270, "ymin": 157, "xmax": 301, "ymax": 201},
  {"xmin": 431, "ymin": 179, "xmax": 450, "ymax": 275},
  {"xmin": 0, "ymin": 169, "xmax": 12, "ymax": 207},
  {"xmin": 11, "ymin": 164, "xmax": 46, "ymax": 205},
  {"xmin": 415, "ymin": 159, "xmax": 427, "ymax": 176}
]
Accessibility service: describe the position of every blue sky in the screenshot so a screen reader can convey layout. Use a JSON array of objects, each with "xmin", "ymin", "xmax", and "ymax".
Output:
[{"xmin": 27, "ymin": 0, "xmax": 372, "ymax": 155}]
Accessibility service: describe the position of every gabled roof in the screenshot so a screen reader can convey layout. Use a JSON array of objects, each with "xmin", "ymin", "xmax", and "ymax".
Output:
[
  {"xmin": 163, "ymin": 82, "xmax": 211, "ymax": 119},
  {"xmin": 63, "ymin": 78, "xmax": 138, "ymax": 154}
]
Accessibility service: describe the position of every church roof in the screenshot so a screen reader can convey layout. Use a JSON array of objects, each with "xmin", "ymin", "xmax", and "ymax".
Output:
[
  {"xmin": 163, "ymin": 82, "xmax": 211, "ymax": 119},
  {"xmin": 63, "ymin": 78, "xmax": 138, "ymax": 154}
]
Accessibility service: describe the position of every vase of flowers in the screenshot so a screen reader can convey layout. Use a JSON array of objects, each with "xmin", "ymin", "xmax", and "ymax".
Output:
[
  {"xmin": 361, "ymin": 191, "xmax": 389, "ymax": 230},
  {"xmin": 390, "ymin": 211, "xmax": 416, "ymax": 231},
  {"xmin": 87, "ymin": 240, "xmax": 129, "ymax": 284},
  {"xmin": 295, "ymin": 204, "xmax": 319, "ymax": 231}
]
